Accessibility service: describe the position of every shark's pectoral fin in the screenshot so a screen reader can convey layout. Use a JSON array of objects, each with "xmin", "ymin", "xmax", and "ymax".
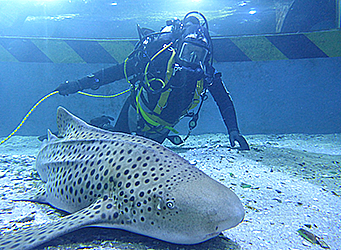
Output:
[{"xmin": 0, "ymin": 198, "xmax": 119, "ymax": 250}]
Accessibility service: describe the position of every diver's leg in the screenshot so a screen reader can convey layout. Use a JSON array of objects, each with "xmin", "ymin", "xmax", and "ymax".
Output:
[
  {"xmin": 152, "ymin": 132, "xmax": 169, "ymax": 144},
  {"xmin": 115, "ymin": 96, "xmax": 169, "ymax": 144},
  {"xmin": 113, "ymin": 96, "xmax": 132, "ymax": 133}
]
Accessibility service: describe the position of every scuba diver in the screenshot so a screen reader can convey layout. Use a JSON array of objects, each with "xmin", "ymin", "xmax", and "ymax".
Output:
[{"xmin": 56, "ymin": 11, "xmax": 249, "ymax": 150}]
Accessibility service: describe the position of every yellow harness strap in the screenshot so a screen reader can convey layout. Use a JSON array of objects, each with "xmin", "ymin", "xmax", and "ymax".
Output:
[
  {"xmin": 153, "ymin": 88, "xmax": 172, "ymax": 114},
  {"xmin": 192, "ymin": 79, "xmax": 204, "ymax": 108},
  {"xmin": 131, "ymin": 42, "xmax": 205, "ymax": 134},
  {"xmin": 152, "ymin": 46, "xmax": 176, "ymax": 115},
  {"xmin": 136, "ymin": 88, "xmax": 178, "ymax": 133},
  {"xmin": 144, "ymin": 42, "xmax": 175, "ymax": 91}
]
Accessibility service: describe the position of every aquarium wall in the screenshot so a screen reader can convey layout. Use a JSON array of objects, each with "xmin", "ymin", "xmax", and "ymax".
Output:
[
  {"xmin": 0, "ymin": 56, "xmax": 340, "ymax": 137},
  {"xmin": 0, "ymin": 0, "xmax": 340, "ymax": 137}
]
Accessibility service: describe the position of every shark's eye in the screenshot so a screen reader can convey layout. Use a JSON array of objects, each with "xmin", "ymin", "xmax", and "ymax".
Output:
[{"xmin": 166, "ymin": 200, "xmax": 175, "ymax": 209}]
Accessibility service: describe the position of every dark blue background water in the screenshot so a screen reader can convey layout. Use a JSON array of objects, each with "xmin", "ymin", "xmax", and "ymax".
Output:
[{"xmin": 0, "ymin": 0, "xmax": 340, "ymax": 137}]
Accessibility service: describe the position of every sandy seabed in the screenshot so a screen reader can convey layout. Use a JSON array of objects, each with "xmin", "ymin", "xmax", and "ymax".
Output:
[{"xmin": 0, "ymin": 133, "xmax": 340, "ymax": 250}]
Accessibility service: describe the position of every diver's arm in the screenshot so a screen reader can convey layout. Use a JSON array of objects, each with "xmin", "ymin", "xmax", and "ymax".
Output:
[
  {"xmin": 77, "ymin": 64, "xmax": 126, "ymax": 90},
  {"xmin": 77, "ymin": 57, "xmax": 140, "ymax": 89},
  {"xmin": 56, "ymin": 58, "xmax": 138, "ymax": 95},
  {"xmin": 207, "ymin": 73, "xmax": 249, "ymax": 150},
  {"xmin": 207, "ymin": 73, "xmax": 239, "ymax": 133}
]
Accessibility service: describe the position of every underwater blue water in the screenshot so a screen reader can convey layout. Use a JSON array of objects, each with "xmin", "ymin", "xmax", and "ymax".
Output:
[
  {"xmin": 0, "ymin": 2, "xmax": 340, "ymax": 249},
  {"xmin": 0, "ymin": 0, "xmax": 340, "ymax": 137}
]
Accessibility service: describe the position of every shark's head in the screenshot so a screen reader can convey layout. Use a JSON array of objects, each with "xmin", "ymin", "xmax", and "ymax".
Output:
[
  {"xmin": 127, "ymin": 164, "xmax": 245, "ymax": 245},
  {"xmin": 167, "ymin": 176, "xmax": 244, "ymax": 244}
]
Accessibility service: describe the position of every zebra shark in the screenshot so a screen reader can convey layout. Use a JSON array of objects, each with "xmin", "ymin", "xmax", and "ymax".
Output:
[{"xmin": 0, "ymin": 106, "xmax": 244, "ymax": 250}]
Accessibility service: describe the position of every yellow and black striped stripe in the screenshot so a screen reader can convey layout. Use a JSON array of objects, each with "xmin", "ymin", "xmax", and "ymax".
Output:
[
  {"xmin": 213, "ymin": 29, "xmax": 341, "ymax": 62},
  {"xmin": 0, "ymin": 30, "xmax": 340, "ymax": 64}
]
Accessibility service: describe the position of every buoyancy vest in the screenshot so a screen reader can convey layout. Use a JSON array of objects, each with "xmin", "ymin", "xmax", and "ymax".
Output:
[{"xmin": 124, "ymin": 38, "xmax": 205, "ymax": 134}]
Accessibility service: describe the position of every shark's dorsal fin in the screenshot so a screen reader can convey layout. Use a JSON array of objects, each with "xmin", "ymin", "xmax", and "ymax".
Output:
[
  {"xmin": 56, "ymin": 106, "xmax": 115, "ymax": 139},
  {"xmin": 55, "ymin": 107, "xmax": 181, "ymax": 158},
  {"xmin": 57, "ymin": 106, "xmax": 88, "ymax": 138},
  {"xmin": 47, "ymin": 129, "xmax": 58, "ymax": 142}
]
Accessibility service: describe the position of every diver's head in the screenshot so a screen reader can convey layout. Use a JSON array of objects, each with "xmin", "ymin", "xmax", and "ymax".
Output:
[{"xmin": 177, "ymin": 12, "xmax": 212, "ymax": 68}]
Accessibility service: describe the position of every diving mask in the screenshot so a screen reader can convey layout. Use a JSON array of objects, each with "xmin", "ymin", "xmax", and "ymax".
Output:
[{"xmin": 178, "ymin": 41, "xmax": 208, "ymax": 65}]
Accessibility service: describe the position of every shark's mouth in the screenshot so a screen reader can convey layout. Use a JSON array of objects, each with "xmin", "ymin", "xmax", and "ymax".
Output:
[{"xmin": 203, "ymin": 231, "xmax": 220, "ymax": 241}]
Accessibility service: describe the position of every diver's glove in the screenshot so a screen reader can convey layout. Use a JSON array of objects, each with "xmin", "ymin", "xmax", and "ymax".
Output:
[
  {"xmin": 56, "ymin": 80, "xmax": 82, "ymax": 96},
  {"xmin": 229, "ymin": 130, "xmax": 250, "ymax": 150},
  {"xmin": 89, "ymin": 115, "xmax": 115, "ymax": 131}
]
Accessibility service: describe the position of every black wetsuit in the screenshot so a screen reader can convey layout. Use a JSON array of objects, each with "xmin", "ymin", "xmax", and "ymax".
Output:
[{"xmin": 68, "ymin": 35, "xmax": 240, "ymax": 143}]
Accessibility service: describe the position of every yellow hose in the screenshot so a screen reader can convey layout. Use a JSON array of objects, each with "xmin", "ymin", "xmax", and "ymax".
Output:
[
  {"xmin": 0, "ymin": 91, "xmax": 59, "ymax": 145},
  {"xmin": 0, "ymin": 89, "xmax": 130, "ymax": 145},
  {"xmin": 78, "ymin": 89, "xmax": 129, "ymax": 98}
]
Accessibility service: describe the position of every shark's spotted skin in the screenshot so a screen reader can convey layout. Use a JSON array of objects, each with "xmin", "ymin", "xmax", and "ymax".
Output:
[{"xmin": 0, "ymin": 107, "xmax": 244, "ymax": 250}]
